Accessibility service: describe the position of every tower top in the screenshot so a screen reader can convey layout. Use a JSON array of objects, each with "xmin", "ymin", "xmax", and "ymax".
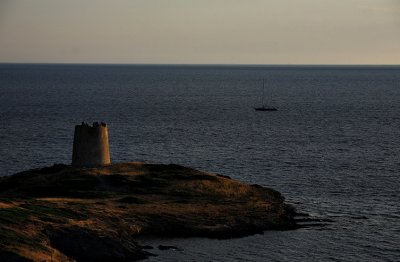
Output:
[{"xmin": 77, "ymin": 121, "xmax": 107, "ymax": 128}]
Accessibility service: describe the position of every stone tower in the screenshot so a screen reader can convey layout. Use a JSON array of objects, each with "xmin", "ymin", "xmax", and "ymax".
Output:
[{"xmin": 72, "ymin": 122, "xmax": 111, "ymax": 167}]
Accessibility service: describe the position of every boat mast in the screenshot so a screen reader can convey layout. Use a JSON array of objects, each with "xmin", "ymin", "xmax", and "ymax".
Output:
[{"xmin": 262, "ymin": 79, "xmax": 265, "ymax": 107}]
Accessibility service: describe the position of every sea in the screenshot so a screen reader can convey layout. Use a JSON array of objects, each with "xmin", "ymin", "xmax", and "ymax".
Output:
[{"xmin": 0, "ymin": 64, "xmax": 399, "ymax": 261}]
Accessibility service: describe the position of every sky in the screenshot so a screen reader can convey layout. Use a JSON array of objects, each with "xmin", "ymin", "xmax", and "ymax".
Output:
[{"xmin": 0, "ymin": 0, "xmax": 399, "ymax": 64}]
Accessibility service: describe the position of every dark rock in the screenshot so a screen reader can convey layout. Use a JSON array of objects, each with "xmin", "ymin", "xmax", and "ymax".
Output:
[
  {"xmin": 158, "ymin": 245, "xmax": 183, "ymax": 251},
  {"xmin": 117, "ymin": 196, "xmax": 147, "ymax": 204},
  {"xmin": 294, "ymin": 212, "xmax": 310, "ymax": 217},
  {"xmin": 47, "ymin": 226, "xmax": 148, "ymax": 261},
  {"xmin": 216, "ymin": 174, "xmax": 232, "ymax": 179},
  {"xmin": 0, "ymin": 251, "xmax": 32, "ymax": 262}
]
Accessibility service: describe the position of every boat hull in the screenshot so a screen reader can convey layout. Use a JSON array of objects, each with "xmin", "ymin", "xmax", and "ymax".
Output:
[{"xmin": 255, "ymin": 107, "xmax": 278, "ymax": 111}]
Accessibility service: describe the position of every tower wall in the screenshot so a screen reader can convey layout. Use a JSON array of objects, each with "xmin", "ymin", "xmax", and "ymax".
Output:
[{"xmin": 72, "ymin": 122, "xmax": 111, "ymax": 167}]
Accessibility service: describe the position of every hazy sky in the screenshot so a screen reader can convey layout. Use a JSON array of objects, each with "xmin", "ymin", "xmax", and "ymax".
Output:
[{"xmin": 0, "ymin": 0, "xmax": 399, "ymax": 64}]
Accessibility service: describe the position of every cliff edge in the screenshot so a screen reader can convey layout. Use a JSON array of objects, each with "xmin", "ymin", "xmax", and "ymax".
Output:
[{"xmin": 0, "ymin": 163, "xmax": 297, "ymax": 261}]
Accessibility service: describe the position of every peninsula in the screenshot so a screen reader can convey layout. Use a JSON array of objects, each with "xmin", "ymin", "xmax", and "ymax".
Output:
[{"xmin": 0, "ymin": 162, "xmax": 297, "ymax": 261}]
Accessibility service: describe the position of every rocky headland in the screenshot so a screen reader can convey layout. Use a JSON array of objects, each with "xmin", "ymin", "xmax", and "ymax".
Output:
[{"xmin": 0, "ymin": 162, "xmax": 297, "ymax": 261}]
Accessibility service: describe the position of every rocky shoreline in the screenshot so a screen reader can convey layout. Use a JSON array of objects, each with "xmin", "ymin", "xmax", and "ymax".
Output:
[{"xmin": 0, "ymin": 162, "xmax": 298, "ymax": 261}]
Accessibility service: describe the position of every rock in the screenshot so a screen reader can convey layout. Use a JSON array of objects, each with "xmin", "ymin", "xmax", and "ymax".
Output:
[
  {"xmin": 47, "ymin": 226, "xmax": 148, "ymax": 261},
  {"xmin": 0, "ymin": 251, "xmax": 31, "ymax": 262},
  {"xmin": 158, "ymin": 245, "xmax": 183, "ymax": 251}
]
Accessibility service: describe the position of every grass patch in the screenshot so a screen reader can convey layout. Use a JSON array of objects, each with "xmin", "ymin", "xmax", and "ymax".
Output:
[
  {"xmin": 0, "ymin": 208, "xmax": 30, "ymax": 225},
  {"xmin": 20, "ymin": 201, "xmax": 88, "ymax": 221},
  {"xmin": 0, "ymin": 198, "xmax": 14, "ymax": 203},
  {"xmin": 117, "ymin": 197, "xmax": 147, "ymax": 204},
  {"xmin": 0, "ymin": 226, "xmax": 47, "ymax": 251},
  {"xmin": 135, "ymin": 175, "xmax": 170, "ymax": 188}
]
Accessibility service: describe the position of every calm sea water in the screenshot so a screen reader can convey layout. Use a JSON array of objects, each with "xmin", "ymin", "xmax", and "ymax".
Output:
[{"xmin": 0, "ymin": 64, "xmax": 399, "ymax": 261}]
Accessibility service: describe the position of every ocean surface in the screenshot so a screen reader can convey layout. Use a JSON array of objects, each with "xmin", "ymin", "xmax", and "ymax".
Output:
[{"xmin": 0, "ymin": 64, "xmax": 399, "ymax": 261}]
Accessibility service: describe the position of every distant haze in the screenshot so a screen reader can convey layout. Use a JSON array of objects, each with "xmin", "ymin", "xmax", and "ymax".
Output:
[{"xmin": 0, "ymin": 0, "xmax": 399, "ymax": 64}]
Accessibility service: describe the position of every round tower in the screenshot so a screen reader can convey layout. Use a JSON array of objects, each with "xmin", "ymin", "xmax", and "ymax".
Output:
[{"xmin": 72, "ymin": 122, "xmax": 111, "ymax": 167}]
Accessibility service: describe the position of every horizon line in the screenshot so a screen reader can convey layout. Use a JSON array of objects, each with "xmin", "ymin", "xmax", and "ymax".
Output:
[{"xmin": 0, "ymin": 62, "xmax": 399, "ymax": 67}]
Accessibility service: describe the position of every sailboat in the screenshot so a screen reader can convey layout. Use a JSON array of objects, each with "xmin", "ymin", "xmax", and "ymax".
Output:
[{"xmin": 254, "ymin": 79, "xmax": 277, "ymax": 111}]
